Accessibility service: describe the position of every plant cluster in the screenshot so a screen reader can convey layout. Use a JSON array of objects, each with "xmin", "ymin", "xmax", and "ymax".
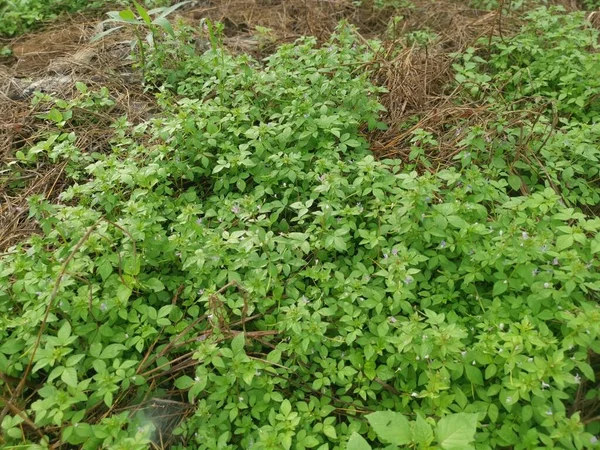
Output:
[
  {"xmin": 0, "ymin": 6, "xmax": 599, "ymax": 450},
  {"xmin": 451, "ymin": 7, "xmax": 600, "ymax": 211},
  {"xmin": 0, "ymin": 0, "xmax": 171, "ymax": 37}
]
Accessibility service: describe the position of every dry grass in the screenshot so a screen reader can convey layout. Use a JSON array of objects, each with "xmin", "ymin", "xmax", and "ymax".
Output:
[{"xmin": 0, "ymin": 15, "xmax": 153, "ymax": 252}]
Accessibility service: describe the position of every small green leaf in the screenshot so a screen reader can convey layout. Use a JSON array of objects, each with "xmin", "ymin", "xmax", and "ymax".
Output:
[
  {"xmin": 100, "ymin": 344, "xmax": 125, "ymax": 359},
  {"xmin": 555, "ymin": 234, "xmax": 574, "ymax": 251},
  {"xmin": 57, "ymin": 321, "xmax": 71, "ymax": 342},
  {"xmin": 61, "ymin": 367, "xmax": 78, "ymax": 387},
  {"xmin": 323, "ymin": 424, "xmax": 337, "ymax": 439},
  {"xmin": 144, "ymin": 277, "xmax": 165, "ymax": 292},
  {"xmin": 231, "ymin": 333, "xmax": 245, "ymax": 354},
  {"xmin": 507, "ymin": 174, "xmax": 522, "ymax": 191},
  {"xmin": 281, "ymin": 399, "xmax": 291, "ymax": 416},
  {"xmin": 174, "ymin": 375, "xmax": 194, "ymax": 389},
  {"xmin": 46, "ymin": 109, "xmax": 63, "ymax": 123}
]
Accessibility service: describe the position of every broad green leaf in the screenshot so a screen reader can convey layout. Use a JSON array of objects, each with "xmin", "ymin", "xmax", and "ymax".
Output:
[
  {"xmin": 347, "ymin": 433, "xmax": 372, "ymax": 450},
  {"xmin": 435, "ymin": 413, "xmax": 479, "ymax": 450},
  {"xmin": 412, "ymin": 414, "xmax": 434, "ymax": 445},
  {"xmin": 366, "ymin": 411, "xmax": 412, "ymax": 445}
]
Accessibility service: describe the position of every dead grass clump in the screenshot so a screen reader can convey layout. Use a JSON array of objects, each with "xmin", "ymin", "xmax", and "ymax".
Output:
[
  {"xmin": 368, "ymin": 0, "xmax": 527, "ymax": 164},
  {"xmin": 0, "ymin": 15, "xmax": 156, "ymax": 252},
  {"xmin": 181, "ymin": 0, "xmax": 391, "ymax": 42}
]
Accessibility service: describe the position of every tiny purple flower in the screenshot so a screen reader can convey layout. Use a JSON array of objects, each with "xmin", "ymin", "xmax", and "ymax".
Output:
[
  {"xmin": 440, "ymin": 240, "xmax": 447, "ymax": 249},
  {"xmin": 522, "ymin": 231, "xmax": 529, "ymax": 240},
  {"xmin": 404, "ymin": 276, "xmax": 414, "ymax": 285},
  {"xmin": 392, "ymin": 248, "xmax": 398, "ymax": 256},
  {"xmin": 532, "ymin": 268, "xmax": 540, "ymax": 276},
  {"xmin": 552, "ymin": 257, "xmax": 559, "ymax": 266},
  {"xmin": 196, "ymin": 218, "xmax": 203, "ymax": 225},
  {"xmin": 232, "ymin": 204, "xmax": 240, "ymax": 214},
  {"xmin": 198, "ymin": 289, "xmax": 205, "ymax": 296},
  {"xmin": 100, "ymin": 303, "xmax": 107, "ymax": 311},
  {"xmin": 383, "ymin": 253, "xmax": 388, "ymax": 259},
  {"xmin": 388, "ymin": 316, "xmax": 397, "ymax": 324}
]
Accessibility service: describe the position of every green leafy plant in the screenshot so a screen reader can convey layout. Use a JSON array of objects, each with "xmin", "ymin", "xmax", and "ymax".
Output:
[
  {"xmin": 454, "ymin": 7, "xmax": 600, "ymax": 123},
  {"xmin": 1, "ymin": 12, "xmax": 599, "ymax": 450},
  {"xmin": 0, "ymin": 0, "xmax": 172, "ymax": 37},
  {"xmin": 348, "ymin": 411, "xmax": 479, "ymax": 449},
  {"xmin": 92, "ymin": 1, "xmax": 190, "ymax": 78}
]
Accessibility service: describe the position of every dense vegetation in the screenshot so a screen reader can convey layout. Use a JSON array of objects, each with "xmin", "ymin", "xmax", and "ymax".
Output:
[{"xmin": 1, "ymin": 1, "xmax": 599, "ymax": 449}]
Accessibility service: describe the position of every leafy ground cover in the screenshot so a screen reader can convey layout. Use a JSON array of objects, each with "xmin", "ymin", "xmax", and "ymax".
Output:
[{"xmin": 0, "ymin": 1, "xmax": 599, "ymax": 449}]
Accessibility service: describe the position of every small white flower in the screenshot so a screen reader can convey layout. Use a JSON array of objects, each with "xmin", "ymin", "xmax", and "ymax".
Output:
[
  {"xmin": 546, "ymin": 409, "xmax": 553, "ymax": 416},
  {"xmin": 389, "ymin": 316, "xmax": 397, "ymax": 323},
  {"xmin": 461, "ymin": 351, "xmax": 467, "ymax": 357},
  {"xmin": 195, "ymin": 376, "xmax": 200, "ymax": 382},
  {"xmin": 544, "ymin": 282, "xmax": 551, "ymax": 289},
  {"xmin": 541, "ymin": 381, "xmax": 550, "ymax": 389},
  {"xmin": 499, "ymin": 323, "xmax": 505, "ymax": 330},
  {"xmin": 506, "ymin": 396, "xmax": 513, "ymax": 403},
  {"xmin": 590, "ymin": 436, "xmax": 598, "ymax": 445},
  {"xmin": 574, "ymin": 373, "xmax": 581, "ymax": 384},
  {"xmin": 411, "ymin": 392, "xmax": 418, "ymax": 397}
]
